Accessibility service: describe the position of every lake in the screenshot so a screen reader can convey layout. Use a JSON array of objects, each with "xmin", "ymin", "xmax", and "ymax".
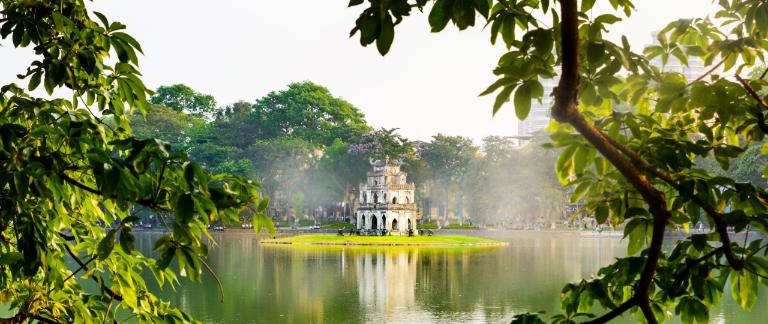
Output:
[{"xmin": 135, "ymin": 231, "xmax": 768, "ymax": 323}]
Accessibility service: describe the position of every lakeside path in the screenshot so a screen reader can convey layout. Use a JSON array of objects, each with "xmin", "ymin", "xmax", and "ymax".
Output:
[{"xmin": 259, "ymin": 234, "xmax": 509, "ymax": 247}]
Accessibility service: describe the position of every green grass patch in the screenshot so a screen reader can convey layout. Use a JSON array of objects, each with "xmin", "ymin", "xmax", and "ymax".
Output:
[{"xmin": 260, "ymin": 234, "xmax": 506, "ymax": 246}]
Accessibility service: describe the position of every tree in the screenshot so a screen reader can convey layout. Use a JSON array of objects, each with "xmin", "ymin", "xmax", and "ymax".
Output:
[
  {"xmin": 0, "ymin": 1, "xmax": 272, "ymax": 322},
  {"xmin": 129, "ymin": 104, "xmax": 207, "ymax": 151},
  {"xmin": 348, "ymin": 127, "xmax": 414, "ymax": 161},
  {"xmin": 254, "ymin": 81, "xmax": 369, "ymax": 146},
  {"xmin": 461, "ymin": 135, "xmax": 564, "ymax": 227},
  {"xmin": 244, "ymin": 137, "xmax": 316, "ymax": 221},
  {"xmin": 208, "ymin": 100, "xmax": 267, "ymax": 149},
  {"xmin": 420, "ymin": 134, "xmax": 477, "ymax": 223},
  {"xmin": 318, "ymin": 139, "xmax": 371, "ymax": 220},
  {"xmin": 348, "ymin": 0, "xmax": 768, "ymax": 323},
  {"xmin": 150, "ymin": 83, "xmax": 217, "ymax": 117}
]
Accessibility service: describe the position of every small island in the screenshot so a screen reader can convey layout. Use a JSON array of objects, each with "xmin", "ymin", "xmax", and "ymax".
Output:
[
  {"xmin": 261, "ymin": 160, "xmax": 506, "ymax": 247},
  {"xmin": 260, "ymin": 234, "xmax": 507, "ymax": 247}
]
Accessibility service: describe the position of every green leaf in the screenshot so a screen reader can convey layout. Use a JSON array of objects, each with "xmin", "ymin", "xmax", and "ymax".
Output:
[
  {"xmin": 626, "ymin": 220, "xmax": 646, "ymax": 255},
  {"xmin": 675, "ymin": 296, "xmax": 709, "ymax": 324},
  {"xmin": 254, "ymin": 213, "xmax": 276, "ymax": 237},
  {"xmin": 480, "ymin": 77, "xmax": 512, "ymax": 96},
  {"xmin": 98, "ymin": 229, "xmax": 117, "ymax": 260},
  {"xmin": 582, "ymin": 0, "xmax": 597, "ymax": 11},
  {"xmin": 587, "ymin": 41, "xmax": 606, "ymax": 65},
  {"xmin": 501, "ymin": 15, "xmax": 516, "ymax": 47},
  {"xmin": 581, "ymin": 0, "xmax": 596, "ymax": 12},
  {"xmin": 257, "ymin": 196, "xmax": 270, "ymax": 212},
  {"xmin": 472, "ymin": 0, "xmax": 491, "ymax": 19},
  {"xmin": 731, "ymin": 270, "xmax": 758, "ymax": 310},
  {"xmin": 594, "ymin": 14, "xmax": 622, "ymax": 25},
  {"xmin": 92, "ymin": 11, "xmax": 110, "ymax": 29},
  {"xmin": 429, "ymin": 0, "xmax": 452, "ymax": 32},
  {"xmin": 112, "ymin": 32, "xmax": 144, "ymax": 54},
  {"xmin": 376, "ymin": 14, "xmax": 395, "ymax": 55},
  {"xmin": 121, "ymin": 215, "xmax": 140, "ymax": 225},
  {"xmin": 156, "ymin": 246, "xmax": 175, "ymax": 270},
  {"xmin": 514, "ymin": 85, "xmax": 532, "ymax": 120},
  {"xmin": 594, "ymin": 205, "xmax": 609, "ymax": 224},
  {"xmin": 492, "ymin": 85, "xmax": 515, "ymax": 116},
  {"xmin": 541, "ymin": 0, "xmax": 550, "ymax": 13},
  {"xmin": 28, "ymin": 72, "xmax": 41, "ymax": 91},
  {"xmin": 513, "ymin": 80, "xmax": 543, "ymax": 120},
  {"xmin": 119, "ymin": 227, "xmax": 135, "ymax": 253},
  {"xmin": 658, "ymin": 73, "xmax": 687, "ymax": 98},
  {"xmin": 176, "ymin": 193, "xmax": 195, "ymax": 223}
]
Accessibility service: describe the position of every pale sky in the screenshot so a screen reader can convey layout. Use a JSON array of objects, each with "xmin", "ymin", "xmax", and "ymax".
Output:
[{"xmin": 0, "ymin": 1, "xmax": 716, "ymax": 142}]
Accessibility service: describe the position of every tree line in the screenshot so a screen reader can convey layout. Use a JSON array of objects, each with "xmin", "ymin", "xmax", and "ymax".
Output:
[{"xmin": 133, "ymin": 81, "xmax": 567, "ymax": 228}]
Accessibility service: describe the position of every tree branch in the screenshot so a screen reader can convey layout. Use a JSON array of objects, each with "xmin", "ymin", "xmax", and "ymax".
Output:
[
  {"xmin": 584, "ymin": 296, "xmax": 637, "ymax": 324},
  {"xmin": 686, "ymin": 54, "xmax": 730, "ymax": 87},
  {"xmin": 63, "ymin": 240, "xmax": 124, "ymax": 302},
  {"xmin": 670, "ymin": 247, "xmax": 725, "ymax": 297},
  {"xmin": 553, "ymin": 1, "xmax": 671, "ymax": 323},
  {"xmin": 736, "ymin": 75, "xmax": 768, "ymax": 109},
  {"xmin": 61, "ymin": 173, "xmax": 167, "ymax": 211},
  {"xmin": 601, "ymin": 136, "xmax": 745, "ymax": 270},
  {"xmin": 735, "ymin": 75, "xmax": 768, "ymax": 133},
  {"xmin": 53, "ymin": 244, "xmax": 96, "ymax": 293}
]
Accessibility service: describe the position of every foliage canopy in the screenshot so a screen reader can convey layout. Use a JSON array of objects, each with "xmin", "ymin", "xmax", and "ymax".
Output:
[
  {"xmin": 348, "ymin": 0, "xmax": 768, "ymax": 323},
  {"xmin": 0, "ymin": 1, "xmax": 272, "ymax": 322}
]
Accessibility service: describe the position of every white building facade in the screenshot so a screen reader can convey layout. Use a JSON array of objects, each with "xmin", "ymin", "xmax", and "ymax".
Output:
[
  {"xmin": 355, "ymin": 160, "xmax": 418, "ymax": 234},
  {"xmin": 518, "ymin": 72, "xmax": 559, "ymax": 137}
]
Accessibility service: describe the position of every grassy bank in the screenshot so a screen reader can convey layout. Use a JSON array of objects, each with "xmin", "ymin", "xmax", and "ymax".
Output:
[{"xmin": 260, "ymin": 234, "xmax": 506, "ymax": 246}]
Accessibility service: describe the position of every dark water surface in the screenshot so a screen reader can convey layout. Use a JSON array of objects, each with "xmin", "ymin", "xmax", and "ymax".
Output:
[{"xmin": 135, "ymin": 231, "xmax": 768, "ymax": 323}]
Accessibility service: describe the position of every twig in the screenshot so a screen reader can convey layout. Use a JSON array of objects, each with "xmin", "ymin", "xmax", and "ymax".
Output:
[
  {"xmin": 199, "ymin": 256, "xmax": 225, "ymax": 303},
  {"xmin": 61, "ymin": 173, "xmax": 167, "ymax": 211},
  {"xmin": 687, "ymin": 53, "xmax": 730, "ymax": 87},
  {"xmin": 102, "ymin": 294, "xmax": 114, "ymax": 324},
  {"xmin": 736, "ymin": 75, "xmax": 768, "ymax": 109},
  {"xmin": 63, "ymin": 240, "xmax": 124, "ymax": 302},
  {"xmin": 742, "ymin": 225, "xmax": 751, "ymax": 262},
  {"xmin": 584, "ymin": 296, "xmax": 637, "ymax": 323},
  {"xmin": 53, "ymin": 254, "xmax": 96, "ymax": 293}
]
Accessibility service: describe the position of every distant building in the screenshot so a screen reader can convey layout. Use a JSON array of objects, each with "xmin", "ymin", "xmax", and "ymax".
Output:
[
  {"xmin": 516, "ymin": 31, "xmax": 712, "ymax": 138},
  {"xmin": 649, "ymin": 31, "xmax": 707, "ymax": 81},
  {"xmin": 517, "ymin": 70, "xmax": 560, "ymax": 138},
  {"xmin": 356, "ymin": 159, "xmax": 418, "ymax": 233}
]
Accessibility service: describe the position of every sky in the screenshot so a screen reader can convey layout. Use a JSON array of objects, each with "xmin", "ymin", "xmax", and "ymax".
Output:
[{"xmin": 0, "ymin": 0, "xmax": 717, "ymax": 142}]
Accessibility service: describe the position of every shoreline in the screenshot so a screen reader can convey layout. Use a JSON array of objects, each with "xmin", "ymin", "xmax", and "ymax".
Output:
[{"xmin": 259, "ymin": 234, "xmax": 509, "ymax": 247}]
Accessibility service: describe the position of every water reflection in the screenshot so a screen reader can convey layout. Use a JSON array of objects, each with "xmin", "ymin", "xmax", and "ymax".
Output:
[
  {"xmin": 356, "ymin": 249, "xmax": 417, "ymax": 322},
  {"xmin": 137, "ymin": 232, "xmax": 768, "ymax": 323}
]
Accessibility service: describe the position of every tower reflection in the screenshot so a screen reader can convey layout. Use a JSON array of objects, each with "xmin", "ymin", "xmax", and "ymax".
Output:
[{"xmin": 355, "ymin": 248, "xmax": 420, "ymax": 321}]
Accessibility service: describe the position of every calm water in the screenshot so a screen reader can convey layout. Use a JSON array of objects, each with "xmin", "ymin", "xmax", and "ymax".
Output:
[{"xmin": 135, "ymin": 231, "xmax": 768, "ymax": 323}]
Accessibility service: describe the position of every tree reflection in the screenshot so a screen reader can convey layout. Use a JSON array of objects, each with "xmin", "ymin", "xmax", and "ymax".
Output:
[{"xmin": 136, "ymin": 232, "xmax": 768, "ymax": 323}]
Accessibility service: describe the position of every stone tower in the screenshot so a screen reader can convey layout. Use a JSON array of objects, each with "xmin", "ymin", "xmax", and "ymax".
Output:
[{"xmin": 356, "ymin": 159, "xmax": 417, "ymax": 234}]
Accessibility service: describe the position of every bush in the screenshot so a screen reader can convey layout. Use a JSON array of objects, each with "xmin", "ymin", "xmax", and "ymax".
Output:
[
  {"xmin": 417, "ymin": 222, "xmax": 438, "ymax": 229},
  {"xmin": 443, "ymin": 223, "xmax": 478, "ymax": 229},
  {"xmin": 321, "ymin": 222, "xmax": 355, "ymax": 229}
]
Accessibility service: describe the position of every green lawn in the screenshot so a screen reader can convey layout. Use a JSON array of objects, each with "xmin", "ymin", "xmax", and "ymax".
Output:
[{"xmin": 260, "ymin": 234, "xmax": 506, "ymax": 246}]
